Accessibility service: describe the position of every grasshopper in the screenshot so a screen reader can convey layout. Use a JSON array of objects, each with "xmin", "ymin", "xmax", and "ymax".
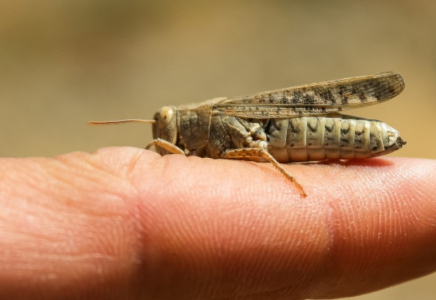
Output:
[{"xmin": 90, "ymin": 72, "xmax": 406, "ymax": 197}]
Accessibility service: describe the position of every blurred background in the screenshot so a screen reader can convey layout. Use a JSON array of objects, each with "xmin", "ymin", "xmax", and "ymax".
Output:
[{"xmin": 0, "ymin": 0, "xmax": 435, "ymax": 298}]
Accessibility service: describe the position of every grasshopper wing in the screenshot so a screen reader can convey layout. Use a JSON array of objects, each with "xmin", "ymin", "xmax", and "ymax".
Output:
[{"xmin": 214, "ymin": 72, "xmax": 404, "ymax": 119}]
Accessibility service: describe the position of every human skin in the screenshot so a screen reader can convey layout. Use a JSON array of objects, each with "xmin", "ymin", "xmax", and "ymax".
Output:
[{"xmin": 0, "ymin": 147, "xmax": 435, "ymax": 300}]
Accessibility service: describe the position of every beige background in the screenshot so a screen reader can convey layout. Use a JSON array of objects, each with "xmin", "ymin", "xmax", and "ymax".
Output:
[{"xmin": 0, "ymin": 1, "xmax": 435, "ymax": 299}]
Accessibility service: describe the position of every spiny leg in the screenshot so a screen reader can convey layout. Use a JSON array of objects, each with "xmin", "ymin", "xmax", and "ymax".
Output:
[
  {"xmin": 221, "ymin": 148, "xmax": 307, "ymax": 197},
  {"xmin": 145, "ymin": 138, "xmax": 185, "ymax": 155}
]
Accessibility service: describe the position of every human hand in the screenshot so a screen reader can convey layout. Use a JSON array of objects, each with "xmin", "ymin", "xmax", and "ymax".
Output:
[{"xmin": 1, "ymin": 147, "xmax": 435, "ymax": 300}]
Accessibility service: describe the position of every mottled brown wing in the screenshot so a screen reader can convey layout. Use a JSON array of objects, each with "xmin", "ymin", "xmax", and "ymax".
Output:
[{"xmin": 214, "ymin": 72, "xmax": 405, "ymax": 119}]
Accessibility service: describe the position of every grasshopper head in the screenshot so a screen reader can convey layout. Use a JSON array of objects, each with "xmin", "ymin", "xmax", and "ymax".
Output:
[
  {"xmin": 88, "ymin": 106, "xmax": 178, "ymax": 155},
  {"xmin": 152, "ymin": 106, "xmax": 178, "ymax": 154}
]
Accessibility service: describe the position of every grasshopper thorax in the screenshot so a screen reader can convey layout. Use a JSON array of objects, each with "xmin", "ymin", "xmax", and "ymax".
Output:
[{"xmin": 152, "ymin": 106, "xmax": 178, "ymax": 154}]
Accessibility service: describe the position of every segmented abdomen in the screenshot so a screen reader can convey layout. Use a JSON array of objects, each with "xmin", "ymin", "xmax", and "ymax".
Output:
[{"xmin": 267, "ymin": 116, "xmax": 394, "ymax": 163}]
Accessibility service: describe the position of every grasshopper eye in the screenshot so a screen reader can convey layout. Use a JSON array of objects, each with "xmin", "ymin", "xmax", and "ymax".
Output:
[{"xmin": 158, "ymin": 106, "xmax": 175, "ymax": 128}]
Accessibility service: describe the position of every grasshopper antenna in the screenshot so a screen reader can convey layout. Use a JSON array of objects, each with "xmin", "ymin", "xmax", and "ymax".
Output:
[{"xmin": 88, "ymin": 119, "xmax": 156, "ymax": 125}]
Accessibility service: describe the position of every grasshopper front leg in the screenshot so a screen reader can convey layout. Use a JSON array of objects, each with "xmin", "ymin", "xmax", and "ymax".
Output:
[
  {"xmin": 221, "ymin": 148, "xmax": 307, "ymax": 197},
  {"xmin": 145, "ymin": 138, "xmax": 185, "ymax": 155}
]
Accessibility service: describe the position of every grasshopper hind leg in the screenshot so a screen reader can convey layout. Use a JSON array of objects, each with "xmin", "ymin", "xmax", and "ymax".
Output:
[{"xmin": 221, "ymin": 148, "xmax": 307, "ymax": 197}]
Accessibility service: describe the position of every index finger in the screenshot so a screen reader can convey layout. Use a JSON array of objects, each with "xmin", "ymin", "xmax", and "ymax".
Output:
[{"xmin": 1, "ymin": 148, "xmax": 435, "ymax": 300}]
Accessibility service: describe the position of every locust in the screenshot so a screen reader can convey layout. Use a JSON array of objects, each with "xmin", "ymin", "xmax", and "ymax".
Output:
[{"xmin": 90, "ymin": 72, "xmax": 406, "ymax": 197}]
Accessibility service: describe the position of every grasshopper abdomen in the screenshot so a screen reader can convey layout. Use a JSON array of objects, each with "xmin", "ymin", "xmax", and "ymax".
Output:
[{"xmin": 267, "ymin": 116, "xmax": 405, "ymax": 163}]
